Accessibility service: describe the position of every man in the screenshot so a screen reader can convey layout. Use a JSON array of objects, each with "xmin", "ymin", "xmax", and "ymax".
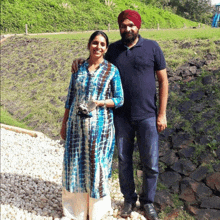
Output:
[{"xmin": 72, "ymin": 10, "xmax": 168, "ymax": 220}]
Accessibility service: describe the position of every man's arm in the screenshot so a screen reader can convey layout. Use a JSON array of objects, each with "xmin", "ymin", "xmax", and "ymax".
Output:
[
  {"xmin": 156, "ymin": 68, "xmax": 168, "ymax": 132},
  {"xmin": 71, "ymin": 58, "xmax": 85, "ymax": 73}
]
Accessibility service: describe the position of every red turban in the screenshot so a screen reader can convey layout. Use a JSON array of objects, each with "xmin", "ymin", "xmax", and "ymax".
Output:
[{"xmin": 118, "ymin": 9, "xmax": 141, "ymax": 29}]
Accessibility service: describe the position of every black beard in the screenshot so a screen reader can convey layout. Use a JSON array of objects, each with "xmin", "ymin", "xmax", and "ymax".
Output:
[{"xmin": 121, "ymin": 31, "xmax": 138, "ymax": 45}]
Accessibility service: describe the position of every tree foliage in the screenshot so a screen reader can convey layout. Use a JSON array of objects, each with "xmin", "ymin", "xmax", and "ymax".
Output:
[
  {"xmin": 145, "ymin": 0, "xmax": 213, "ymax": 23},
  {"xmin": 170, "ymin": 0, "xmax": 212, "ymax": 23}
]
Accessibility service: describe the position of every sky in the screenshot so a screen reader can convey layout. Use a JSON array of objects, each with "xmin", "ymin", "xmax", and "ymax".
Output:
[{"xmin": 211, "ymin": 0, "xmax": 220, "ymax": 5}]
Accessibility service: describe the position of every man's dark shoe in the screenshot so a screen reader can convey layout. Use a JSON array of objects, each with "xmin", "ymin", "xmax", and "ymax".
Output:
[
  {"xmin": 140, "ymin": 203, "xmax": 159, "ymax": 220},
  {"xmin": 120, "ymin": 202, "xmax": 136, "ymax": 218}
]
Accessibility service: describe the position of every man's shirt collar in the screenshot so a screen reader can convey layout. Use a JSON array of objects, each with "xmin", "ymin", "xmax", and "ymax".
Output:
[{"xmin": 120, "ymin": 34, "xmax": 144, "ymax": 50}]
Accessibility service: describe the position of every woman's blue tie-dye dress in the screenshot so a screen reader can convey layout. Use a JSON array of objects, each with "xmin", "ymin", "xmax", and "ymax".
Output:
[{"xmin": 62, "ymin": 60, "xmax": 123, "ymax": 199}]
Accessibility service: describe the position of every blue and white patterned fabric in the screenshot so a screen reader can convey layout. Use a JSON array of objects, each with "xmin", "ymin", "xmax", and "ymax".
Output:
[{"xmin": 62, "ymin": 59, "xmax": 124, "ymax": 199}]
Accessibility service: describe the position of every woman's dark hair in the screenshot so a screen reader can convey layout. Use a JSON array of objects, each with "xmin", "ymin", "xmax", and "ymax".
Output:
[{"xmin": 88, "ymin": 31, "xmax": 109, "ymax": 48}]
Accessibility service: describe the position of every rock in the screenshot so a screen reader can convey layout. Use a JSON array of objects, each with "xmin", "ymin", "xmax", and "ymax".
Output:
[
  {"xmin": 168, "ymin": 76, "xmax": 182, "ymax": 82},
  {"xmin": 181, "ymin": 67, "xmax": 193, "ymax": 77},
  {"xmin": 206, "ymin": 172, "xmax": 220, "ymax": 192},
  {"xmin": 196, "ymin": 135, "xmax": 210, "ymax": 145},
  {"xmin": 159, "ymin": 141, "xmax": 172, "ymax": 157},
  {"xmin": 178, "ymin": 101, "xmax": 193, "ymax": 113},
  {"xmin": 198, "ymin": 152, "xmax": 215, "ymax": 165},
  {"xmin": 188, "ymin": 58, "xmax": 207, "ymax": 69},
  {"xmin": 160, "ymin": 150, "xmax": 178, "ymax": 166},
  {"xmin": 204, "ymin": 53, "xmax": 217, "ymax": 60},
  {"xmin": 187, "ymin": 205, "xmax": 220, "ymax": 220},
  {"xmin": 213, "ymin": 163, "xmax": 220, "ymax": 172},
  {"xmin": 202, "ymin": 75, "xmax": 213, "ymax": 85},
  {"xmin": 189, "ymin": 66, "xmax": 197, "ymax": 75},
  {"xmin": 189, "ymin": 90, "xmax": 205, "ymax": 101},
  {"xmin": 189, "ymin": 165, "xmax": 209, "ymax": 181},
  {"xmin": 202, "ymin": 110, "xmax": 216, "ymax": 119},
  {"xmin": 214, "ymin": 40, "xmax": 220, "ymax": 45},
  {"xmin": 178, "ymin": 146, "xmax": 195, "ymax": 158},
  {"xmin": 159, "ymin": 171, "xmax": 182, "ymax": 188},
  {"xmin": 193, "ymin": 103, "xmax": 205, "ymax": 113},
  {"xmin": 200, "ymin": 196, "xmax": 220, "ymax": 209},
  {"xmin": 183, "ymin": 76, "xmax": 194, "ymax": 83},
  {"xmin": 192, "ymin": 121, "xmax": 205, "ymax": 133},
  {"xmin": 175, "ymin": 122, "xmax": 186, "ymax": 132},
  {"xmin": 166, "ymin": 66, "xmax": 174, "ymax": 77},
  {"xmin": 181, "ymin": 42, "xmax": 191, "ymax": 49},
  {"xmin": 180, "ymin": 177, "xmax": 212, "ymax": 203},
  {"xmin": 183, "ymin": 113, "xmax": 194, "ymax": 121},
  {"xmin": 169, "ymin": 83, "xmax": 181, "ymax": 93},
  {"xmin": 171, "ymin": 159, "xmax": 196, "ymax": 176},
  {"xmin": 159, "ymin": 128, "xmax": 175, "ymax": 141},
  {"xmin": 193, "ymin": 182, "xmax": 213, "ymax": 200},
  {"xmin": 171, "ymin": 133, "xmax": 193, "ymax": 149},
  {"xmin": 186, "ymin": 205, "xmax": 199, "ymax": 216},
  {"xmin": 154, "ymin": 190, "xmax": 174, "ymax": 211},
  {"xmin": 195, "ymin": 209, "xmax": 220, "ymax": 220},
  {"xmin": 179, "ymin": 186, "xmax": 196, "ymax": 203}
]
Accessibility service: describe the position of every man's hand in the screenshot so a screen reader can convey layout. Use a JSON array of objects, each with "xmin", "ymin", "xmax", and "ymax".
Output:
[
  {"xmin": 157, "ymin": 114, "xmax": 167, "ymax": 133},
  {"xmin": 71, "ymin": 58, "xmax": 85, "ymax": 73}
]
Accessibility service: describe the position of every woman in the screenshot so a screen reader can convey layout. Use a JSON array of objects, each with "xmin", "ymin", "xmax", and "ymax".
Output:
[{"xmin": 60, "ymin": 31, "xmax": 124, "ymax": 220}]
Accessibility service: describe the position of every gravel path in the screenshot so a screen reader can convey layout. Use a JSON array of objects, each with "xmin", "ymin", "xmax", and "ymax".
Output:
[{"xmin": 1, "ymin": 127, "xmax": 148, "ymax": 220}]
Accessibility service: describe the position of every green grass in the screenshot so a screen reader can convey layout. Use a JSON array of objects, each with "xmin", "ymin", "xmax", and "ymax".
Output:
[
  {"xmin": 28, "ymin": 27, "xmax": 220, "ymax": 41},
  {"xmin": 0, "ymin": 106, "xmax": 31, "ymax": 129},
  {"xmin": 1, "ymin": 0, "xmax": 199, "ymax": 34},
  {"xmin": 28, "ymin": 27, "xmax": 220, "ymax": 70}
]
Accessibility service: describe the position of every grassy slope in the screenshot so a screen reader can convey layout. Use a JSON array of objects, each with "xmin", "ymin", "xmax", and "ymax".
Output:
[
  {"xmin": 1, "ymin": 28, "xmax": 220, "ymax": 138},
  {"xmin": 1, "ymin": 0, "xmax": 199, "ymax": 34}
]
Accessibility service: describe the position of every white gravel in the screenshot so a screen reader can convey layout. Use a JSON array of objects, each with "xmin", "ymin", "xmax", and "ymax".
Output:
[{"xmin": 1, "ymin": 127, "xmax": 147, "ymax": 220}]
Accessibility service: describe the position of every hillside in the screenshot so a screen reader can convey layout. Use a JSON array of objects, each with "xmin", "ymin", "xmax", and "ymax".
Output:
[{"xmin": 1, "ymin": 0, "xmax": 199, "ymax": 34}]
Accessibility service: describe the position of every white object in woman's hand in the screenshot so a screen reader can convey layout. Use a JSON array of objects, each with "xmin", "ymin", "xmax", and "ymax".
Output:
[{"xmin": 87, "ymin": 100, "xmax": 97, "ymax": 111}]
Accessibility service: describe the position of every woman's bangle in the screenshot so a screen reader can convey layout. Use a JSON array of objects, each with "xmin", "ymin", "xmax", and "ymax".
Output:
[{"xmin": 104, "ymin": 100, "xmax": 107, "ymax": 108}]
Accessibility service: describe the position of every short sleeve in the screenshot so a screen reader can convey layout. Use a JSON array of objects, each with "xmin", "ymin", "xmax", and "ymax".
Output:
[{"xmin": 153, "ymin": 41, "xmax": 166, "ymax": 71}]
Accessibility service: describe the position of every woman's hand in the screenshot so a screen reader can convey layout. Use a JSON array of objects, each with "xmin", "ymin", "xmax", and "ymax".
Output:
[
  {"xmin": 94, "ymin": 100, "xmax": 103, "ymax": 107},
  {"xmin": 60, "ymin": 109, "xmax": 70, "ymax": 140}
]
